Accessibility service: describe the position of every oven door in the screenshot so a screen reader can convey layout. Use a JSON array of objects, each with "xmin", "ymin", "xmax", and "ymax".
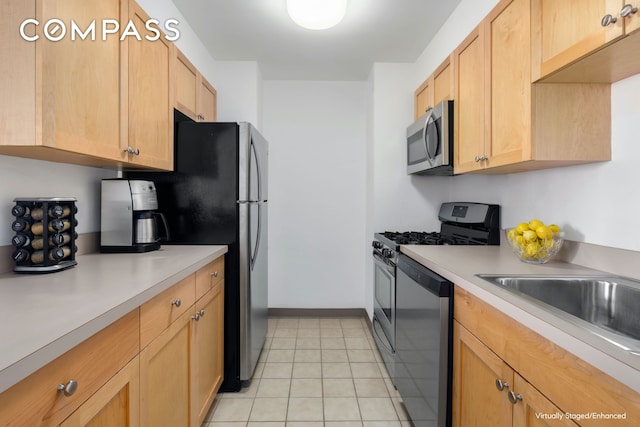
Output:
[{"xmin": 372, "ymin": 252, "xmax": 396, "ymax": 376}]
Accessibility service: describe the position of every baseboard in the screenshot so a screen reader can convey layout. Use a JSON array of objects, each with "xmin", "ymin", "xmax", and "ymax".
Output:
[{"xmin": 268, "ymin": 308, "xmax": 368, "ymax": 318}]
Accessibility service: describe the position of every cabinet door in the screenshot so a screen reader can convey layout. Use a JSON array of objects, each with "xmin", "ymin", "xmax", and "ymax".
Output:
[
  {"xmin": 198, "ymin": 77, "xmax": 217, "ymax": 122},
  {"xmin": 414, "ymin": 77, "xmax": 433, "ymax": 120},
  {"xmin": 175, "ymin": 49, "xmax": 198, "ymax": 121},
  {"xmin": 452, "ymin": 321, "xmax": 513, "ymax": 427},
  {"xmin": 44, "ymin": 0, "xmax": 125, "ymax": 161},
  {"xmin": 532, "ymin": 0, "xmax": 625, "ymax": 80},
  {"xmin": 624, "ymin": 1, "xmax": 640, "ymax": 33},
  {"xmin": 512, "ymin": 374, "xmax": 578, "ymax": 427},
  {"xmin": 140, "ymin": 309, "xmax": 192, "ymax": 427},
  {"xmin": 59, "ymin": 356, "xmax": 140, "ymax": 427},
  {"xmin": 191, "ymin": 282, "xmax": 224, "ymax": 427},
  {"xmin": 486, "ymin": 0, "xmax": 531, "ymax": 168},
  {"xmin": 125, "ymin": 0, "xmax": 173, "ymax": 170},
  {"xmin": 433, "ymin": 57, "xmax": 453, "ymax": 104},
  {"xmin": 453, "ymin": 27, "xmax": 485, "ymax": 173}
]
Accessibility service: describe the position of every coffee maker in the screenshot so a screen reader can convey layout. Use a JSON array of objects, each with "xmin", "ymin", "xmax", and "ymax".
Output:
[{"xmin": 100, "ymin": 179, "xmax": 169, "ymax": 253}]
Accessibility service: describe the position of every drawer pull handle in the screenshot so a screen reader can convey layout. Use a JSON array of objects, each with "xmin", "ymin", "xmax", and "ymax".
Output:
[
  {"xmin": 508, "ymin": 390, "xmax": 523, "ymax": 404},
  {"xmin": 171, "ymin": 299, "xmax": 181, "ymax": 308},
  {"xmin": 198, "ymin": 309, "xmax": 205, "ymax": 317},
  {"xmin": 57, "ymin": 380, "xmax": 78, "ymax": 397},
  {"xmin": 495, "ymin": 379, "xmax": 509, "ymax": 391},
  {"xmin": 211, "ymin": 271, "xmax": 219, "ymax": 278}
]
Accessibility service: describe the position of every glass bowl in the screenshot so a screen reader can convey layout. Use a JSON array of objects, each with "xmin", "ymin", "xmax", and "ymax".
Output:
[{"xmin": 506, "ymin": 228, "xmax": 564, "ymax": 264}]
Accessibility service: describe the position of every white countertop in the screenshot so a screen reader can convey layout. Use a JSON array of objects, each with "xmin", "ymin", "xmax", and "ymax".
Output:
[
  {"xmin": 401, "ymin": 244, "xmax": 640, "ymax": 393},
  {"xmin": 0, "ymin": 245, "xmax": 227, "ymax": 394}
]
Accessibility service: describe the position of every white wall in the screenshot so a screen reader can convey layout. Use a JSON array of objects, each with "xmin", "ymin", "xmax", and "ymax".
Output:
[{"xmin": 262, "ymin": 81, "xmax": 367, "ymax": 309}]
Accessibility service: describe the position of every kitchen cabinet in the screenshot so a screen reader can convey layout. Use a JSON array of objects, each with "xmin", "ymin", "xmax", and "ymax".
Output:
[
  {"xmin": 124, "ymin": 0, "xmax": 174, "ymax": 170},
  {"xmin": 454, "ymin": 0, "xmax": 611, "ymax": 174},
  {"xmin": 174, "ymin": 48, "xmax": 218, "ymax": 122},
  {"xmin": 453, "ymin": 321, "xmax": 578, "ymax": 427},
  {"xmin": 414, "ymin": 56, "xmax": 452, "ymax": 120},
  {"xmin": 0, "ymin": 0, "xmax": 127, "ymax": 167},
  {"xmin": 59, "ymin": 356, "xmax": 140, "ymax": 427},
  {"xmin": 454, "ymin": 286, "xmax": 640, "ymax": 427},
  {"xmin": 139, "ymin": 256, "xmax": 225, "ymax": 427},
  {"xmin": 0, "ymin": 311, "xmax": 140, "ymax": 426},
  {"xmin": 531, "ymin": 0, "xmax": 640, "ymax": 82}
]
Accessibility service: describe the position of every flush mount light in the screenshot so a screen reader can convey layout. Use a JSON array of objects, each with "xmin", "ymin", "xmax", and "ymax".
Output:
[{"xmin": 287, "ymin": 0, "xmax": 348, "ymax": 30}]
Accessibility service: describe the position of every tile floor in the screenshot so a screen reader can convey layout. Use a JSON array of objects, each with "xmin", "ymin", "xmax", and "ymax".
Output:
[{"xmin": 202, "ymin": 316, "xmax": 413, "ymax": 427}]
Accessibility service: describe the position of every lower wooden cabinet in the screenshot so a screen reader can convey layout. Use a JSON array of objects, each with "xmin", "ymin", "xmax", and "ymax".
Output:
[
  {"xmin": 454, "ymin": 286, "xmax": 640, "ymax": 427},
  {"xmin": 0, "ymin": 255, "xmax": 225, "ymax": 427},
  {"xmin": 60, "ymin": 356, "xmax": 140, "ymax": 427}
]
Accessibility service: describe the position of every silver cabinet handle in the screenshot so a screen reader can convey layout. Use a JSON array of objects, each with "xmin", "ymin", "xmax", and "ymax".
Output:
[
  {"xmin": 57, "ymin": 380, "xmax": 78, "ymax": 397},
  {"xmin": 475, "ymin": 155, "xmax": 488, "ymax": 162},
  {"xmin": 171, "ymin": 299, "xmax": 181, "ymax": 308},
  {"xmin": 495, "ymin": 379, "xmax": 509, "ymax": 391},
  {"xmin": 211, "ymin": 271, "xmax": 218, "ymax": 278},
  {"xmin": 198, "ymin": 309, "xmax": 205, "ymax": 317},
  {"xmin": 123, "ymin": 146, "xmax": 141, "ymax": 156},
  {"xmin": 621, "ymin": 4, "xmax": 638, "ymax": 17},
  {"xmin": 192, "ymin": 312, "xmax": 200, "ymax": 321},
  {"xmin": 508, "ymin": 390, "xmax": 523, "ymax": 404},
  {"xmin": 601, "ymin": 14, "xmax": 618, "ymax": 26}
]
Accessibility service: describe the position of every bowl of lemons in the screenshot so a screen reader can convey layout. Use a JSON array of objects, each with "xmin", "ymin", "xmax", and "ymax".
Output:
[{"xmin": 506, "ymin": 219, "xmax": 564, "ymax": 264}]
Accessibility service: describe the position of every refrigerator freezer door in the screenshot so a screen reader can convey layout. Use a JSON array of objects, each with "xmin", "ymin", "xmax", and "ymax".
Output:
[{"xmin": 239, "ymin": 123, "xmax": 268, "ymax": 202}]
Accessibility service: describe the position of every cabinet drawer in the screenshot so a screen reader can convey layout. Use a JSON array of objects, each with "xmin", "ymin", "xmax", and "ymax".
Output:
[
  {"xmin": 0, "ymin": 310, "xmax": 139, "ymax": 426},
  {"xmin": 140, "ymin": 274, "xmax": 195, "ymax": 348},
  {"xmin": 195, "ymin": 256, "xmax": 224, "ymax": 300}
]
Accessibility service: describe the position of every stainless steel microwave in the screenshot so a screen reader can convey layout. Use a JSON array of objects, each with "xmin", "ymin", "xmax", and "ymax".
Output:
[{"xmin": 406, "ymin": 100, "xmax": 454, "ymax": 175}]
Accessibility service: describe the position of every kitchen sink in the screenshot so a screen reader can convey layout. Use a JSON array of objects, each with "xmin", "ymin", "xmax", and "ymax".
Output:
[{"xmin": 476, "ymin": 274, "xmax": 640, "ymax": 351}]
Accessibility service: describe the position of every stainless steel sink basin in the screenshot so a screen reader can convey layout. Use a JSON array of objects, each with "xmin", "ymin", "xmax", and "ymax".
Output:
[{"xmin": 476, "ymin": 274, "xmax": 640, "ymax": 351}]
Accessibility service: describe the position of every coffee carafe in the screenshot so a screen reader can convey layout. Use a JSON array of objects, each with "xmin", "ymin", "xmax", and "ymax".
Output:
[{"xmin": 100, "ymin": 180, "xmax": 169, "ymax": 253}]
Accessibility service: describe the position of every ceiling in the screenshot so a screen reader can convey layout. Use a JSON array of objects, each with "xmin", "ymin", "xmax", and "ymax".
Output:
[{"xmin": 171, "ymin": 0, "xmax": 462, "ymax": 80}]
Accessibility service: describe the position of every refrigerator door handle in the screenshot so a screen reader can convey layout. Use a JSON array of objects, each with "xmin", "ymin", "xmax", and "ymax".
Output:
[
  {"xmin": 237, "ymin": 200, "xmax": 267, "ymax": 204},
  {"xmin": 251, "ymin": 203, "xmax": 262, "ymax": 270}
]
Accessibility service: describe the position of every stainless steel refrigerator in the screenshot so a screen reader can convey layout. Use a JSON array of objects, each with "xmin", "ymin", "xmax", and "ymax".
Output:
[{"xmin": 125, "ymin": 117, "xmax": 268, "ymax": 391}]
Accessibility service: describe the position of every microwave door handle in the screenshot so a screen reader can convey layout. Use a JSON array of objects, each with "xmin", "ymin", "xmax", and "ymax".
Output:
[{"xmin": 422, "ymin": 108, "xmax": 435, "ymax": 164}]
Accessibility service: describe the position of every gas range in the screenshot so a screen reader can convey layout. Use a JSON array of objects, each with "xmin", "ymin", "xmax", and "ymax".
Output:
[{"xmin": 372, "ymin": 202, "xmax": 501, "ymax": 265}]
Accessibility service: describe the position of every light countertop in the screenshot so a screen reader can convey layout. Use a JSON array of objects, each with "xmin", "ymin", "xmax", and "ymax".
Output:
[
  {"xmin": 401, "ymin": 244, "xmax": 640, "ymax": 393},
  {"xmin": 0, "ymin": 245, "xmax": 227, "ymax": 393}
]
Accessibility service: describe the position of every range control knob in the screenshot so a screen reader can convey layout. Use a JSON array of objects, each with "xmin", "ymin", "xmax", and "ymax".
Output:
[
  {"xmin": 382, "ymin": 248, "xmax": 393, "ymax": 258},
  {"xmin": 372, "ymin": 241, "xmax": 383, "ymax": 249}
]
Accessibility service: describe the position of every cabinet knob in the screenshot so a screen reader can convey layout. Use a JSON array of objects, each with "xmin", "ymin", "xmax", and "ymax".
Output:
[
  {"xmin": 601, "ymin": 14, "xmax": 618, "ymax": 26},
  {"xmin": 495, "ymin": 378, "xmax": 509, "ymax": 391},
  {"xmin": 57, "ymin": 380, "xmax": 78, "ymax": 397},
  {"xmin": 475, "ymin": 155, "xmax": 488, "ymax": 162},
  {"xmin": 192, "ymin": 312, "xmax": 200, "ymax": 321},
  {"xmin": 621, "ymin": 4, "xmax": 638, "ymax": 17},
  {"xmin": 198, "ymin": 309, "xmax": 205, "ymax": 317},
  {"xmin": 211, "ymin": 271, "xmax": 218, "ymax": 278},
  {"xmin": 508, "ymin": 390, "xmax": 523, "ymax": 404},
  {"xmin": 171, "ymin": 298, "xmax": 182, "ymax": 308},
  {"xmin": 123, "ymin": 146, "xmax": 141, "ymax": 156}
]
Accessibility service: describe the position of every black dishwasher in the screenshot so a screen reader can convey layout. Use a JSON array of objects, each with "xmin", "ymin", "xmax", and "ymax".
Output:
[{"xmin": 394, "ymin": 254, "xmax": 453, "ymax": 427}]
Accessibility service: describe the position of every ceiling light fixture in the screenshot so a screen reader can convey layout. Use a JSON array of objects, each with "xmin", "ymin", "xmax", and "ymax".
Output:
[{"xmin": 287, "ymin": 0, "xmax": 348, "ymax": 30}]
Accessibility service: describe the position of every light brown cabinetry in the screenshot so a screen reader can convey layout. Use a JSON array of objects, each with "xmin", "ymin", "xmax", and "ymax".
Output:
[
  {"xmin": 0, "ymin": 311, "xmax": 140, "ymax": 426},
  {"xmin": 124, "ymin": 0, "xmax": 173, "ymax": 170},
  {"xmin": 531, "ymin": 0, "xmax": 640, "ymax": 82},
  {"xmin": 414, "ymin": 78, "xmax": 433, "ymax": 120},
  {"xmin": 453, "ymin": 321, "xmax": 577, "ymax": 427},
  {"xmin": 0, "ymin": 0, "xmax": 127, "ymax": 167},
  {"xmin": 454, "ymin": 0, "xmax": 611, "ymax": 174},
  {"xmin": 139, "ymin": 256, "xmax": 225, "ymax": 427},
  {"xmin": 174, "ymin": 49, "xmax": 218, "ymax": 122},
  {"xmin": 454, "ymin": 286, "xmax": 640, "ymax": 427},
  {"xmin": 414, "ymin": 56, "xmax": 453, "ymax": 120}
]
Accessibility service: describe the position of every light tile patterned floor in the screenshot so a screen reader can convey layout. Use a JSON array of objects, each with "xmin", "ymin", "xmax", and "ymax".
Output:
[{"xmin": 202, "ymin": 316, "xmax": 413, "ymax": 427}]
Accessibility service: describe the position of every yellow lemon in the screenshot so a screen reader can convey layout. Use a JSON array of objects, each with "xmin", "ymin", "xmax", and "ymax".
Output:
[
  {"xmin": 516, "ymin": 223, "xmax": 530, "ymax": 234},
  {"xmin": 528, "ymin": 219, "xmax": 544, "ymax": 231},
  {"xmin": 515, "ymin": 235, "xmax": 525, "ymax": 248},
  {"xmin": 522, "ymin": 230, "xmax": 537, "ymax": 242},
  {"xmin": 536, "ymin": 225, "xmax": 553, "ymax": 240},
  {"xmin": 525, "ymin": 241, "xmax": 540, "ymax": 258},
  {"xmin": 549, "ymin": 224, "xmax": 561, "ymax": 235},
  {"xmin": 507, "ymin": 228, "xmax": 517, "ymax": 242}
]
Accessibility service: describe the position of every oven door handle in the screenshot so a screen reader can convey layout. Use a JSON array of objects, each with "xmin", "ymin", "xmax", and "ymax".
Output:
[
  {"xmin": 372, "ymin": 316, "xmax": 395, "ymax": 354},
  {"xmin": 373, "ymin": 252, "xmax": 395, "ymax": 275}
]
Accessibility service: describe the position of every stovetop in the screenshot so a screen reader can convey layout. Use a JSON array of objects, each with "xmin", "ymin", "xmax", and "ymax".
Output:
[{"xmin": 376, "ymin": 231, "xmax": 481, "ymax": 246}]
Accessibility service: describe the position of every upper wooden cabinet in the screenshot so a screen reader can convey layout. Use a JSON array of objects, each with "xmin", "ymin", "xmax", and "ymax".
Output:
[
  {"xmin": 414, "ymin": 56, "xmax": 452, "ymax": 120},
  {"xmin": 174, "ymin": 49, "xmax": 218, "ymax": 122},
  {"xmin": 124, "ymin": 0, "xmax": 174, "ymax": 170},
  {"xmin": 454, "ymin": 0, "xmax": 611, "ymax": 174},
  {"xmin": 532, "ymin": 0, "xmax": 640, "ymax": 82},
  {"xmin": 0, "ymin": 0, "xmax": 175, "ymax": 170},
  {"xmin": 0, "ymin": 0, "xmax": 127, "ymax": 167}
]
